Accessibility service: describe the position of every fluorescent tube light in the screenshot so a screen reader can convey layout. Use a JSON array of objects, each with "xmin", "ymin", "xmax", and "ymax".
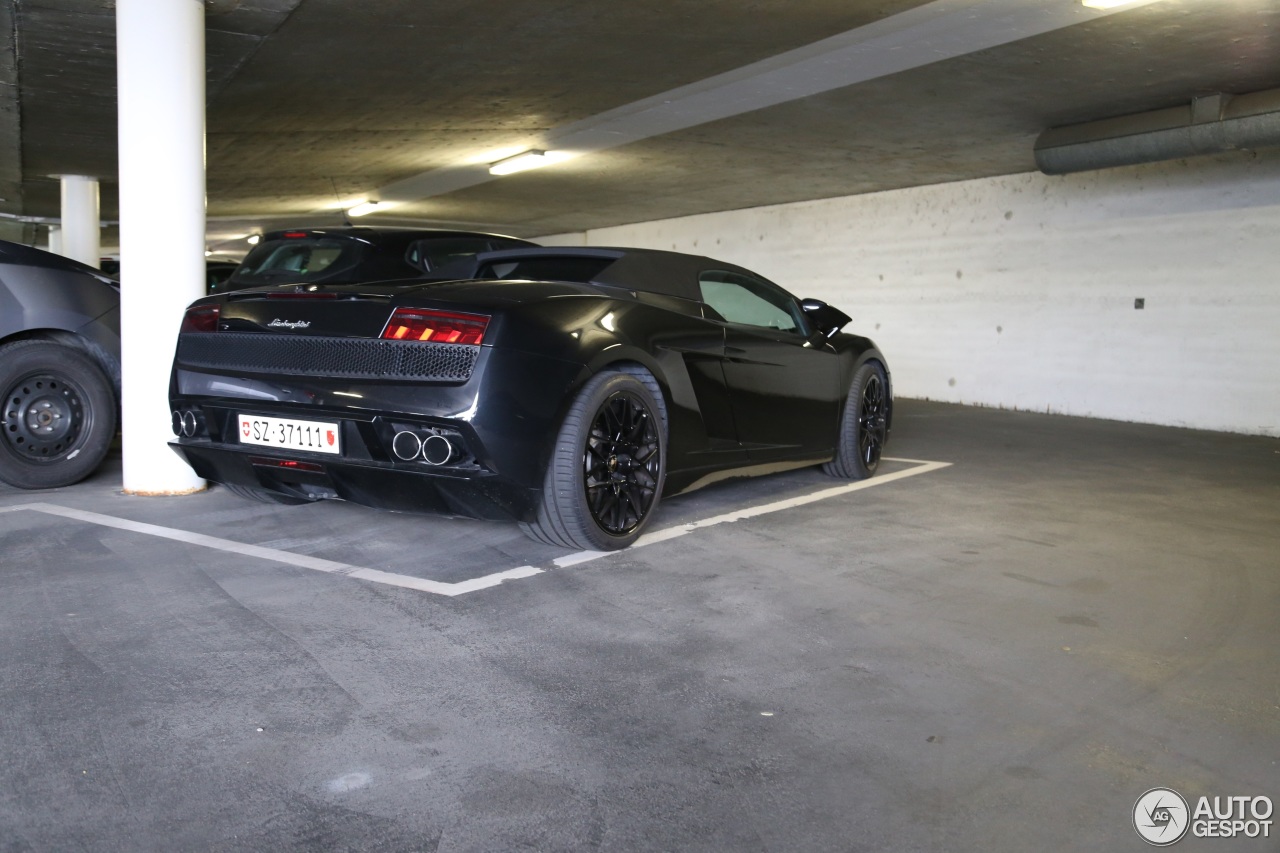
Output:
[
  {"xmin": 489, "ymin": 150, "xmax": 572, "ymax": 176},
  {"xmin": 347, "ymin": 201, "xmax": 391, "ymax": 217}
]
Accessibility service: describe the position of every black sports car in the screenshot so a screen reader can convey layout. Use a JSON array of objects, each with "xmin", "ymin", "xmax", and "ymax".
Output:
[
  {"xmin": 99, "ymin": 257, "xmax": 245, "ymax": 294},
  {"xmin": 168, "ymin": 247, "xmax": 891, "ymax": 550},
  {"xmin": 0, "ymin": 240, "xmax": 121, "ymax": 489},
  {"xmin": 226, "ymin": 227, "xmax": 538, "ymax": 291}
]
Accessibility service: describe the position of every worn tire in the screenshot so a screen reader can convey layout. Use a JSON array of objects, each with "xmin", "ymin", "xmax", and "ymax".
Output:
[
  {"xmin": 822, "ymin": 361, "xmax": 889, "ymax": 480},
  {"xmin": 223, "ymin": 482, "xmax": 308, "ymax": 506},
  {"xmin": 0, "ymin": 340, "xmax": 118, "ymax": 489},
  {"xmin": 520, "ymin": 366, "xmax": 667, "ymax": 551}
]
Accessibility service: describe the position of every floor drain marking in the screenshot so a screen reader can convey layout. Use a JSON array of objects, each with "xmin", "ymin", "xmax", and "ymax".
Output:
[{"xmin": 0, "ymin": 457, "xmax": 950, "ymax": 596}]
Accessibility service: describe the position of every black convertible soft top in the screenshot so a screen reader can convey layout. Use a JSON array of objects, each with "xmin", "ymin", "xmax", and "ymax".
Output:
[{"xmin": 470, "ymin": 246, "xmax": 772, "ymax": 303}]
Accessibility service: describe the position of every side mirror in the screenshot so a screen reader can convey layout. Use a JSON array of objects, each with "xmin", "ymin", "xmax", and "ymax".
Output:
[{"xmin": 801, "ymin": 298, "xmax": 852, "ymax": 339}]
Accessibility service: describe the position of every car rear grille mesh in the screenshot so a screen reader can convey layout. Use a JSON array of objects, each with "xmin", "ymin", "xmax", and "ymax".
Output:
[{"xmin": 176, "ymin": 333, "xmax": 479, "ymax": 382}]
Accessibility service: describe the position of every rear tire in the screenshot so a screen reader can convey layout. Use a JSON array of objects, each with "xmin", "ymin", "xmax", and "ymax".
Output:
[
  {"xmin": 823, "ymin": 361, "xmax": 889, "ymax": 480},
  {"xmin": 520, "ymin": 367, "xmax": 667, "ymax": 551},
  {"xmin": 0, "ymin": 340, "xmax": 117, "ymax": 489},
  {"xmin": 223, "ymin": 482, "xmax": 308, "ymax": 506}
]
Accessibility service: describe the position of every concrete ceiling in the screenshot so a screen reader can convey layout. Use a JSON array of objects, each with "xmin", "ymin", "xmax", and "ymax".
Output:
[{"xmin": 2, "ymin": 0, "xmax": 1279, "ymax": 253}]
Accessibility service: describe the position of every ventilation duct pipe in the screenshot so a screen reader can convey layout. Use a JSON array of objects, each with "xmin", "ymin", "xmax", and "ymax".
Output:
[{"xmin": 1035, "ymin": 89, "xmax": 1280, "ymax": 175}]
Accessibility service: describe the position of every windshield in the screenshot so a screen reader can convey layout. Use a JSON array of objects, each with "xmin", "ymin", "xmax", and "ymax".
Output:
[{"xmin": 234, "ymin": 238, "xmax": 364, "ymax": 285}]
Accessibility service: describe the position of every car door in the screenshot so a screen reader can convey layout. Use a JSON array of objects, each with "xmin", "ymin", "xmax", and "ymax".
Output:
[{"xmin": 697, "ymin": 270, "xmax": 841, "ymax": 459}]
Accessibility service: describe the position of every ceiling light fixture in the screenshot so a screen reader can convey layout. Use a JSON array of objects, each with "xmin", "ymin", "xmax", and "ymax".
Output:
[
  {"xmin": 246, "ymin": 234, "xmax": 260, "ymax": 245},
  {"xmin": 1080, "ymin": 0, "xmax": 1147, "ymax": 8},
  {"xmin": 347, "ymin": 201, "xmax": 389, "ymax": 217},
  {"xmin": 489, "ymin": 150, "xmax": 571, "ymax": 176}
]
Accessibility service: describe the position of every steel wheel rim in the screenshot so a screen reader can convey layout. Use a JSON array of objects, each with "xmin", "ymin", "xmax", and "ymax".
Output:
[
  {"xmin": 857, "ymin": 374, "xmax": 886, "ymax": 468},
  {"xmin": 2, "ymin": 372, "xmax": 89, "ymax": 462},
  {"xmin": 583, "ymin": 391, "xmax": 661, "ymax": 536}
]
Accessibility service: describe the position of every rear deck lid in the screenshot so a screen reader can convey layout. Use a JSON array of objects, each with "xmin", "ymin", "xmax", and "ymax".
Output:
[{"xmin": 219, "ymin": 288, "xmax": 398, "ymax": 337}]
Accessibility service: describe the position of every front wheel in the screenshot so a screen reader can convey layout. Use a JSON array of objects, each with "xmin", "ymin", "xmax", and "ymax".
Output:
[
  {"xmin": 520, "ymin": 367, "xmax": 667, "ymax": 551},
  {"xmin": 823, "ymin": 361, "xmax": 889, "ymax": 480},
  {"xmin": 0, "ymin": 340, "xmax": 118, "ymax": 489}
]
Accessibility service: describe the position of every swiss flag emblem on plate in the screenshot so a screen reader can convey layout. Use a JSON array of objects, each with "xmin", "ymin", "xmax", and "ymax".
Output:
[{"xmin": 326, "ymin": 430, "xmax": 336, "ymax": 446}]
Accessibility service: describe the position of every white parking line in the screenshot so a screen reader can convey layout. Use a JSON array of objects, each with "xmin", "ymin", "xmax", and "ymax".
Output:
[
  {"xmin": 553, "ymin": 457, "xmax": 952, "ymax": 568},
  {"xmin": 0, "ymin": 457, "xmax": 949, "ymax": 596},
  {"xmin": 0, "ymin": 500, "xmax": 540, "ymax": 596}
]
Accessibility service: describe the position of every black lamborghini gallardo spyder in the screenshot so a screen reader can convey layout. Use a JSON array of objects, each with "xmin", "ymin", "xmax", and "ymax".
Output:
[{"xmin": 169, "ymin": 247, "xmax": 891, "ymax": 550}]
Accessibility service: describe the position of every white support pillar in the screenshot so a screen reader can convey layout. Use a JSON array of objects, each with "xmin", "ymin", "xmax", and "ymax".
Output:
[
  {"xmin": 46, "ymin": 225, "xmax": 62, "ymax": 255},
  {"xmin": 57, "ymin": 175, "xmax": 101, "ymax": 267},
  {"xmin": 116, "ymin": 0, "xmax": 206, "ymax": 495}
]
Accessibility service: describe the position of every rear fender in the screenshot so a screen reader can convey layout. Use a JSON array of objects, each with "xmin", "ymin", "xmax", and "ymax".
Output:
[{"xmin": 512, "ymin": 341, "xmax": 674, "ymax": 491}]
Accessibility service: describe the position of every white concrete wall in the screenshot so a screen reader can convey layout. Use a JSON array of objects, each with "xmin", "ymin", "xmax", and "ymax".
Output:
[{"xmin": 539, "ymin": 150, "xmax": 1280, "ymax": 436}]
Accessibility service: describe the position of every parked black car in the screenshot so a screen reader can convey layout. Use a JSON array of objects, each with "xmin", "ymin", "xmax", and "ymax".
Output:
[
  {"xmin": 100, "ymin": 257, "xmax": 245, "ymax": 294},
  {"xmin": 226, "ymin": 227, "xmax": 538, "ymax": 291},
  {"xmin": 169, "ymin": 247, "xmax": 891, "ymax": 550},
  {"xmin": 0, "ymin": 240, "xmax": 120, "ymax": 488},
  {"xmin": 205, "ymin": 259, "xmax": 240, "ymax": 293}
]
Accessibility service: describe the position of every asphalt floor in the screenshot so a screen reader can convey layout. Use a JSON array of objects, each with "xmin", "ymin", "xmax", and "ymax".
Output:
[{"xmin": 1, "ymin": 399, "xmax": 1276, "ymax": 852}]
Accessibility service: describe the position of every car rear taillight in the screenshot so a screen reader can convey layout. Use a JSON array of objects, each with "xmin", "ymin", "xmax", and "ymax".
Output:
[
  {"xmin": 180, "ymin": 304, "xmax": 220, "ymax": 333},
  {"xmin": 382, "ymin": 308, "xmax": 488, "ymax": 345}
]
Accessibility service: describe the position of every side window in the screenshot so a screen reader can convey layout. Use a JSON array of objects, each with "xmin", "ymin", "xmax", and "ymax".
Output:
[{"xmin": 698, "ymin": 270, "xmax": 807, "ymax": 334}]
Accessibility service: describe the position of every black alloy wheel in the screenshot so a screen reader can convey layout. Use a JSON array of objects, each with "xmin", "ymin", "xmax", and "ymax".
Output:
[
  {"xmin": 856, "ymin": 370, "xmax": 888, "ymax": 471},
  {"xmin": 521, "ymin": 367, "xmax": 668, "ymax": 551},
  {"xmin": 822, "ymin": 361, "xmax": 889, "ymax": 480},
  {"xmin": 0, "ymin": 340, "xmax": 117, "ymax": 489},
  {"xmin": 583, "ymin": 390, "xmax": 662, "ymax": 536}
]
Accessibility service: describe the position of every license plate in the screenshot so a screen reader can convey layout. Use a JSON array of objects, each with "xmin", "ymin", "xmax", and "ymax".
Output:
[{"xmin": 237, "ymin": 414, "xmax": 341, "ymax": 455}]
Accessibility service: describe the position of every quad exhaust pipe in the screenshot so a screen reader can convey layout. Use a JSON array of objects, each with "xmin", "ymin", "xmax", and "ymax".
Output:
[
  {"xmin": 392, "ymin": 430, "xmax": 454, "ymax": 465},
  {"xmin": 171, "ymin": 409, "xmax": 202, "ymax": 437},
  {"xmin": 422, "ymin": 434, "xmax": 453, "ymax": 465}
]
